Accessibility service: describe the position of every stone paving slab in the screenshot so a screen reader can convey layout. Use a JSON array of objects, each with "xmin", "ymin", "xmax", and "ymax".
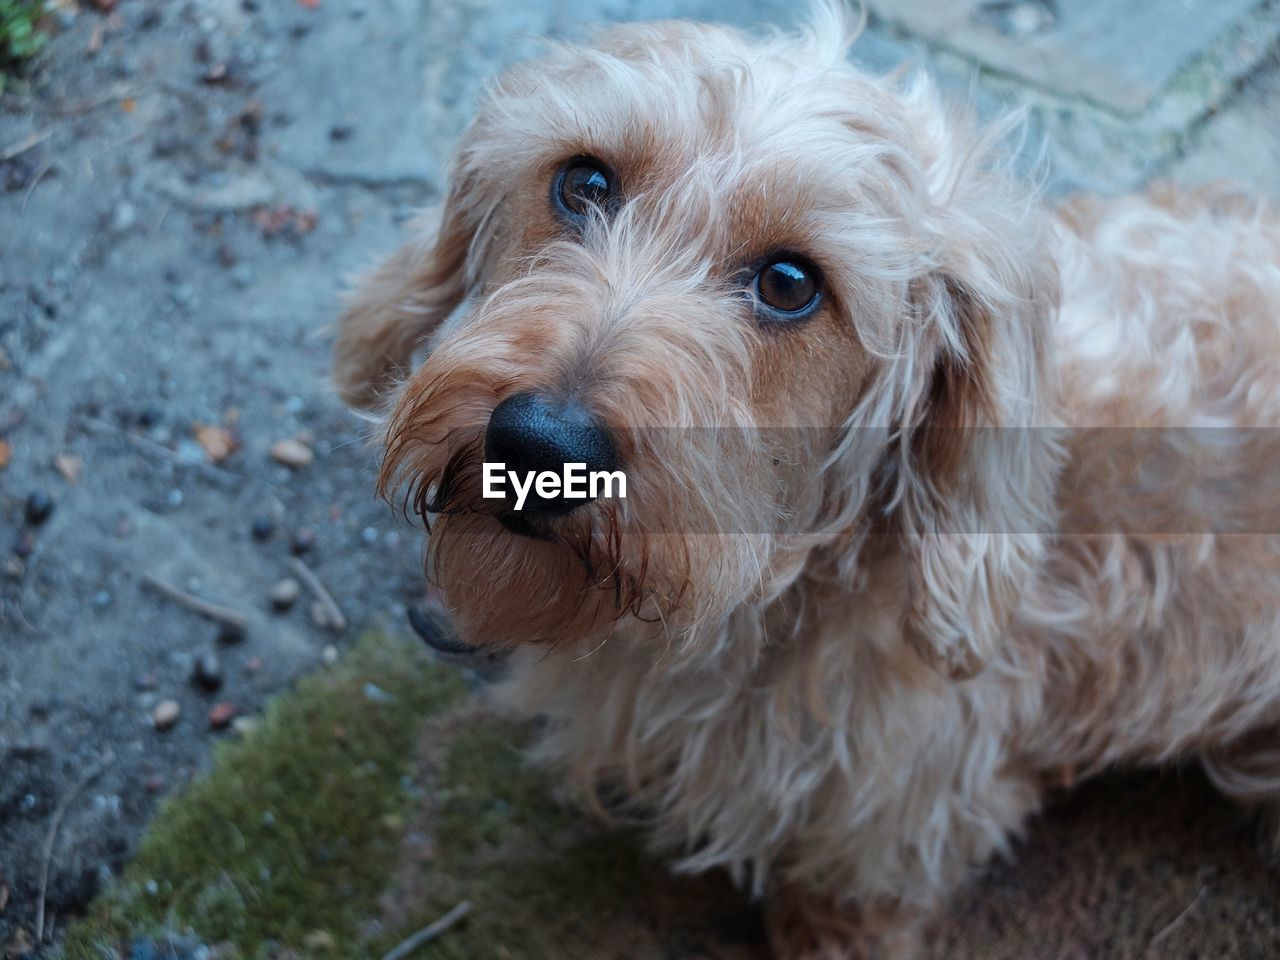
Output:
[{"xmin": 867, "ymin": 0, "xmax": 1271, "ymax": 114}]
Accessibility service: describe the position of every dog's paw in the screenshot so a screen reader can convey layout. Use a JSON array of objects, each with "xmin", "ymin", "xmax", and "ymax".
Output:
[{"xmin": 766, "ymin": 886, "xmax": 921, "ymax": 960}]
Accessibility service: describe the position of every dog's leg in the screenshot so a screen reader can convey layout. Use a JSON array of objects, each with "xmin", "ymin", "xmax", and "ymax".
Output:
[
  {"xmin": 333, "ymin": 205, "xmax": 468, "ymax": 411},
  {"xmin": 767, "ymin": 886, "xmax": 923, "ymax": 960}
]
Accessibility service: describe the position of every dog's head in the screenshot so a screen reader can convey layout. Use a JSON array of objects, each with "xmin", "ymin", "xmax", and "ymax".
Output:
[{"xmin": 339, "ymin": 4, "xmax": 1061, "ymax": 673}]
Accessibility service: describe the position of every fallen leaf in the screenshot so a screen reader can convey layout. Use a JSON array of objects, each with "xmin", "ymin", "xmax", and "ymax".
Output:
[
  {"xmin": 0, "ymin": 440, "xmax": 10, "ymax": 470},
  {"xmin": 54, "ymin": 453, "xmax": 83, "ymax": 483},
  {"xmin": 194, "ymin": 424, "xmax": 238, "ymax": 463}
]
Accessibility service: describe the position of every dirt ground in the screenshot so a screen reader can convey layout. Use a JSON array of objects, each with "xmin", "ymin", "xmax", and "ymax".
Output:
[{"xmin": 2, "ymin": 0, "xmax": 1280, "ymax": 957}]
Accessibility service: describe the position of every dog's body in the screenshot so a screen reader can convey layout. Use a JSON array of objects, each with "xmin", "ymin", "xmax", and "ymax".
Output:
[{"xmin": 335, "ymin": 8, "xmax": 1280, "ymax": 956}]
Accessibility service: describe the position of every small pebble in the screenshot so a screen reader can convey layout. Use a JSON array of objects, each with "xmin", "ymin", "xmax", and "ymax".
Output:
[
  {"xmin": 291, "ymin": 527, "xmax": 316, "ymax": 555},
  {"xmin": 231, "ymin": 715, "xmax": 260, "ymax": 737},
  {"xmin": 230, "ymin": 263, "xmax": 256, "ymax": 288},
  {"xmin": 208, "ymin": 702, "xmax": 236, "ymax": 729},
  {"xmin": 270, "ymin": 438, "xmax": 314, "ymax": 469},
  {"xmin": 166, "ymin": 488, "xmax": 184, "ymax": 508},
  {"xmin": 270, "ymin": 577, "xmax": 301, "ymax": 611},
  {"xmin": 3, "ymin": 556, "xmax": 24, "ymax": 580},
  {"xmin": 112, "ymin": 201, "xmax": 137, "ymax": 232},
  {"xmin": 134, "ymin": 672, "xmax": 158, "ymax": 691},
  {"xmin": 363, "ymin": 682, "xmax": 396, "ymax": 704},
  {"xmin": 152, "ymin": 700, "xmax": 181, "ymax": 731},
  {"xmin": 192, "ymin": 653, "xmax": 224, "ymax": 692},
  {"xmin": 322, "ymin": 644, "xmax": 338, "ymax": 665},
  {"xmin": 250, "ymin": 515, "xmax": 276, "ymax": 541},
  {"xmin": 93, "ymin": 590, "xmax": 112, "ymax": 608},
  {"xmin": 360, "ymin": 526, "xmax": 378, "ymax": 545},
  {"xmin": 13, "ymin": 532, "xmax": 35, "ymax": 559},
  {"xmin": 310, "ymin": 599, "xmax": 332, "ymax": 628},
  {"xmin": 24, "ymin": 490, "xmax": 55, "ymax": 525},
  {"xmin": 217, "ymin": 622, "xmax": 247, "ymax": 645}
]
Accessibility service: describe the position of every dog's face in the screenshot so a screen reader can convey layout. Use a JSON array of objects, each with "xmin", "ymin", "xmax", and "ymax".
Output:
[{"xmin": 364, "ymin": 12, "xmax": 1058, "ymax": 665}]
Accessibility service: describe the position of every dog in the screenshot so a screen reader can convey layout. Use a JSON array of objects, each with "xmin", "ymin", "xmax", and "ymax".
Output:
[{"xmin": 333, "ymin": 5, "xmax": 1280, "ymax": 956}]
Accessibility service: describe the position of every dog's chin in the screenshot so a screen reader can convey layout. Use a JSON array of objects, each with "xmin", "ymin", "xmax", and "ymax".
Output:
[{"xmin": 425, "ymin": 509, "xmax": 627, "ymax": 651}]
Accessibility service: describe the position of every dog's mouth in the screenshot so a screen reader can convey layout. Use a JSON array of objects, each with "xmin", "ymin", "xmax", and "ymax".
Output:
[
  {"xmin": 495, "ymin": 510, "xmax": 555, "ymax": 541},
  {"xmin": 407, "ymin": 602, "xmax": 482, "ymax": 655}
]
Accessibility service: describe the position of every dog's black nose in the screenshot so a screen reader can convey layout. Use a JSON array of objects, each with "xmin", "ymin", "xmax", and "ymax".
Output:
[{"xmin": 484, "ymin": 392, "xmax": 618, "ymax": 517}]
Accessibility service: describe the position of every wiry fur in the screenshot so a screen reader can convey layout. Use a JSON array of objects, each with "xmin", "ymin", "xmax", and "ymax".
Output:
[{"xmin": 334, "ymin": 6, "xmax": 1280, "ymax": 956}]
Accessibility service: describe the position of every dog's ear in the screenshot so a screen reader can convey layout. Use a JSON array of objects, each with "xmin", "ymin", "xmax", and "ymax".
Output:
[
  {"xmin": 333, "ymin": 163, "xmax": 490, "ymax": 411},
  {"xmin": 889, "ymin": 101, "xmax": 1062, "ymax": 680}
]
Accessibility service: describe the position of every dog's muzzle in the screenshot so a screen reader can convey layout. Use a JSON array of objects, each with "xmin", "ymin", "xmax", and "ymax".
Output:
[{"xmin": 483, "ymin": 392, "xmax": 618, "ymax": 519}]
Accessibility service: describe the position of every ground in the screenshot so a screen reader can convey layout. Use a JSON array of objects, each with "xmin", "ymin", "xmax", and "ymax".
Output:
[{"xmin": 0, "ymin": 0, "xmax": 1278, "ymax": 957}]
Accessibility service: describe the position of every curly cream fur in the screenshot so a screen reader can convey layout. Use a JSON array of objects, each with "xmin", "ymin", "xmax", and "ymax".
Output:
[{"xmin": 333, "ymin": 6, "xmax": 1280, "ymax": 956}]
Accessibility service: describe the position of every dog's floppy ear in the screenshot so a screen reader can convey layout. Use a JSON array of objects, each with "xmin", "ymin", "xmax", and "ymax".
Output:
[
  {"xmin": 890, "ymin": 101, "xmax": 1063, "ymax": 680},
  {"xmin": 333, "ymin": 160, "xmax": 491, "ymax": 411}
]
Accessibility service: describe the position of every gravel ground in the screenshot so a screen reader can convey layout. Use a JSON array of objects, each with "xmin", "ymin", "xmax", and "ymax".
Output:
[{"xmin": 1, "ymin": 0, "xmax": 1278, "ymax": 956}]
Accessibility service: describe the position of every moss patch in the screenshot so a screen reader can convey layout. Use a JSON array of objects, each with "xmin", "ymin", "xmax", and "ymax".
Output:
[
  {"xmin": 59, "ymin": 634, "xmax": 467, "ymax": 960},
  {"xmin": 58, "ymin": 637, "xmax": 763, "ymax": 960},
  {"xmin": 1, "ymin": 0, "xmax": 46, "ymax": 70},
  {"xmin": 369, "ymin": 711, "xmax": 765, "ymax": 960}
]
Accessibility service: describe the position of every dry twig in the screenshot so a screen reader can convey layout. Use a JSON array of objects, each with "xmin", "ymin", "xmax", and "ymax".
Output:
[
  {"xmin": 291, "ymin": 557, "xmax": 347, "ymax": 631},
  {"xmin": 1147, "ymin": 885, "xmax": 1208, "ymax": 954},
  {"xmin": 379, "ymin": 901, "xmax": 473, "ymax": 960},
  {"xmin": 0, "ymin": 129, "xmax": 53, "ymax": 162},
  {"xmin": 36, "ymin": 750, "xmax": 116, "ymax": 942},
  {"xmin": 141, "ymin": 574, "xmax": 249, "ymax": 633}
]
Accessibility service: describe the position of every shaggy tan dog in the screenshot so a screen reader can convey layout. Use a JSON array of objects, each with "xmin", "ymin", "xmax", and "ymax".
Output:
[{"xmin": 333, "ymin": 5, "xmax": 1280, "ymax": 956}]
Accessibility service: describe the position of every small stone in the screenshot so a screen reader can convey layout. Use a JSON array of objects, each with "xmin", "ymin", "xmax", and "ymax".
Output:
[
  {"xmin": 231, "ymin": 715, "xmax": 260, "ymax": 737},
  {"xmin": 12, "ymin": 532, "xmax": 35, "ymax": 559},
  {"xmin": 290, "ymin": 527, "xmax": 316, "ymax": 555},
  {"xmin": 191, "ymin": 653, "xmax": 224, "ymax": 692},
  {"xmin": 3, "ymin": 556, "xmax": 24, "ymax": 581},
  {"xmin": 360, "ymin": 526, "xmax": 378, "ymax": 545},
  {"xmin": 134, "ymin": 672, "xmax": 158, "ymax": 691},
  {"xmin": 321, "ymin": 644, "xmax": 338, "ymax": 665},
  {"xmin": 250, "ymin": 515, "xmax": 276, "ymax": 541},
  {"xmin": 24, "ymin": 490, "xmax": 54, "ymax": 525},
  {"xmin": 217, "ymin": 622, "xmax": 247, "ymax": 645},
  {"xmin": 152, "ymin": 700, "xmax": 180, "ymax": 731},
  {"xmin": 310, "ymin": 600, "xmax": 332, "ymax": 628},
  {"xmin": 93, "ymin": 590, "xmax": 112, "ymax": 608},
  {"xmin": 270, "ymin": 438, "xmax": 314, "ymax": 469},
  {"xmin": 328, "ymin": 124, "xmax": 353, "ymax": 141},
  {"xmin": 303, "ymin": 930, "xmax": 336, "ymax": 951},
  {"xmin": 230, "ymin": 263, "xmax": 256, "ymax": 288},
  {"xmin": 208, "ymin": 702, "xmax": 236, "ymax": 729},
  {"xmin": 270, "ymin": 577, "xmax": 301, "ymax": 611},
  {"xmin": 112, "ymin": 201, "xmax": 138, "ymax": 232},
  {"xmin": 362, "ymin": 682, "xmax": 396, "ymax": 704}
]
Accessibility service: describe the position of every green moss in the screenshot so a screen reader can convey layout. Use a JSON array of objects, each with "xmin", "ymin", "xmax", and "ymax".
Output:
[
  {"xmin": 387, "ymin": 723, "xmax": 653, "ymax": 960},
  {"xmin": 1, "ymin": 0, "xmax": 46, "ymax": 69},
  {"xmin": 368, "ymin": 719, "xmax": 760, "ymax": 960},
  {"xmin": 59, "ymin": 634, "xmax": 467, "ymax": 960},
  {"xmin": 59, "ymin": 635, "xmax": 758, "ymax": 959}
]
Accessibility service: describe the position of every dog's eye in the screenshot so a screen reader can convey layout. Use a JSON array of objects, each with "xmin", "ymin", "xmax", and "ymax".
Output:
[
  {"xmin": 754, "ymin": 259, "xmax": 820, "ymax": 317},
  {"xmin": 554, "ymin": 158, "xmax": 614, "ymax": 224}
]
